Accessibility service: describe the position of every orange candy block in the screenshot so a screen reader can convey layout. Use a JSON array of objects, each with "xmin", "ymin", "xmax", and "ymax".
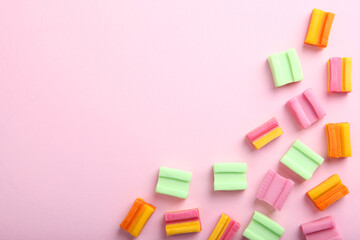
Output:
[
  {"xmin": 307, "ymin": 174, "xmax": 349, "ymax": 211},
  {"xmin": 120, "ymin": 198, "xmax": 156, "ymax": 237},
  {"xmin": 325, "ymin": 123, "xmax": 351, "ymax": 158},
  {"xmin": 305, "ymin": 9, "xmax": 335, "ymax": 48}
]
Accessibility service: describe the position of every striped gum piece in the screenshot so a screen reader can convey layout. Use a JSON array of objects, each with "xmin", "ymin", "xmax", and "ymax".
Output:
[
  {"xmin": 120, "ymin": 198, "xmax": 156, "ymax": 237},
  {"xmin": 328, "ymin": 57, "xmax": 352, "ymax": 92},
  {"xmin": 305, "ymin": 9, "xmax": 335, "ymax": 48},
  {"xmin": 246, "ymin": 117, "xmax": 283, "ymax": 149},
  {"xmin": 306, "ymin": 174, "xmax": 349, "ymax": 211},
  {"xmin": 208, "ymin": 213, "xmax": 240, "ymax": 240},
  {"xmin": 325, "ymin": 123, "xmax": 351, "ymax": 158},
  {"xmin": 164, "ymin": 208, "xmax": 201, "ymax": 236}
]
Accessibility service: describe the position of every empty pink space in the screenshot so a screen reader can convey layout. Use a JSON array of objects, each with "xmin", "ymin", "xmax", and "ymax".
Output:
[{"xmin": 0, "ymin": 0, "xmax": 359, "ymax": 239}]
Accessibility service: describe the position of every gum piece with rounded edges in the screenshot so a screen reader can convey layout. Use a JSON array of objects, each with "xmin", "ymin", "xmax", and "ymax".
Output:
[
  {"xmin": 208, "ymin": 213, "xmax": 240, "ymax": 240},
  {"xmin": 164, "ymin": 208, "xmax": 201, "ymax": 236},
  {"xmin": 286, "ymin": 88, "xmax": 326, "ymax": 129},
  {"xmin": 326, "ymin": 123, "xmax": 351, "ymax": 158},
  {"xmin": 256, "ymin": 170, "xmax": 294, "ymax": 210},
  {"xmin": 280, "ymin": 140, "xmax": 324, "ymax": 180},
  {"xmin": 120, "ymin": 198, "xmax": 156, "ymax": 237},
  {"xmin": 246, "ymin": 118, "xmax": 283, "ymax": 149},
  {"xmin": 301, "ymin": 216, "xmax": 341, "ymax": 240},
  {"xmin": 213, "ymin": 163, "xmax": 247, "ymax": 191},
  {"xmin": 243, "ymin": 211, "xmax": 285, "ymax": 240},
  {"xmin": 156, "ymin": 167, "xmax": 192, "ymax": 199},
  {"xmin": 328, "ymin": 57, "xmax": 352, "ymax": 92},
  {"xmin": 307, "ymin": 174, "xmax": 349, "ymax": 211},
  {"xmin": 268, "ymin": 48, "xmax": 303, "ymax": 87},
  {"xmin": 305, "ymin": 9, "xmax": 335, "ymax": 48}
]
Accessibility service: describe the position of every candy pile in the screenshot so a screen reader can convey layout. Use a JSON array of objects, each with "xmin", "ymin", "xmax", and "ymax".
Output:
[{"xmin": 120, "ymin": 8, "xmax": 352, "ymax": 240}]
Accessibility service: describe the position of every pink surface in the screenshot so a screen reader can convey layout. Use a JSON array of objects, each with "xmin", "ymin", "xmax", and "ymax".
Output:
[
  {"xmin": 0, "ymin": 0, "xmax": 360, "ymax": 239},
  {"xmin": 257, "ymin": 170, "xmax": 294, "ymax": 210},
  {"xmin": 287, "ymin": 88, "xmax": 327, "ymax": 128}
]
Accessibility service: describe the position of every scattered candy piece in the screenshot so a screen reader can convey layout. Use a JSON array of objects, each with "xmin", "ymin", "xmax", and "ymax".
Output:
[
  {"xmin": 268, "ymin": 48, "xmax": 303, "ymax": 87},
  {"xmin": 243, "ymin": 211, "xmax": 285, "ymax": 240},
  {"xmin": 256, "ymin": 170, "xmax": 294, "ymax": 210},
  {"xmin": 155, "ymin": 167, "xmax": 192, "ymax": 199},
  {"xmin": 328, "ymin": 57, "xmax": 352, "ymax": 92},
  {"xmin": 280, "ymin": 140, "xmax": 324, "ymax": 180},
  {"xmin": 301, "ymin": 216, "xmax": 341, "ymax": 240},
  {"xmin": 286, "ymin": 88, "xmax": 326, "ymax": 129},
  {"xmin": 213, "ymin": 163, "xmax": 247, "ymax": 191},
  {"xmin": 326, "ymin": 123, "xmax": 352, "ymax": 158},
  {"xmin": 305, "ymin": 9, "xmax": 335, "ymax": 48},
  {"xmin": 120, "ymin": 198, "xmax": 156, "ymax": 237},
  {"xmin": 307, "ymin": 174, "xmax": 349, "ymax": 211},
  {"xmin": 208, "ymin": 213, "xmax": 241, "ymax": 240},
  {"xmin": 246, "ymin": 117, "xmax": 283, "ymax": 149},
  {"xmin": 164, "ymin": 208, "xmax": 201, "ymax": 236}
]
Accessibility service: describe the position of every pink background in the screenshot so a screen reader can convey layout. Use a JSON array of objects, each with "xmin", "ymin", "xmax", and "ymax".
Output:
[{"xmin": 0, "ymin": 0, "xmax": 359, "ymax": 239}]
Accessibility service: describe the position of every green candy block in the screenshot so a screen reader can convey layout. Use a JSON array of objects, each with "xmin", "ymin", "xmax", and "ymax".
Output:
[
  {"xmin": 268, "ymin": 48, "xmax": 303, "ymax": 87},
  {"xmin": 155, "ymin": 167, "xmax": 192, "ymax": 199},
  {"xmin": 213, "ymin": 163, "xmax": 247, "ymax": 190},
  {"xmin": 243, "ymin": 211, "xmax": 285, "ymax": 240},
  {"xmin": 280, "ymin": 140, "xmax": 324, "ymax": 180}
]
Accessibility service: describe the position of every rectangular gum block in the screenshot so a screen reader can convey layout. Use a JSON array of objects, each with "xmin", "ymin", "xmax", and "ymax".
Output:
[
  {"xmin": 326, "ymin": 123, "xmax": 351, "ymax": 158},
  {"xmin": 286, "ymin": 88, "xmax": 326, "ymax": 129},
  {"xmin": 246, "ymin": 117, "xmax": 283, "ymax": 150},
  {"xmin": 268, "ymin": 48, "xmax": 303, "ymax": 87},
  {"xmin": 208, "ymin": 213, "xmax": 241, "ymax": 240},
  {"xmin": 243, "ymin": 211, "xmax": 285, "ymax": 240},
  {"xmin": 164, "ymin": 208, "xmax": 201, "ymax": 236},
  {"xmin": 301, "ymin": 216, "xmax": 341, "ymax": 240},
  {"xmin": 213, "ymin": 163, "xmax": 247, "ymax": 190},
  {"xmin": 305, "ymin": 9, "xmax": 335, "ymax": 48},
  {"xmin": 280, "ymin": 140, "xmax": 324, "ymax": 180},
  {"xmin": 328, "ymin": 57, "xmax": 352, "ymax": 92},
  {"xmin": 306, "ymin": 174, "xmax": 349, "ymax": 211},
  {"xmin": 120, "ymin": 198, "xmax": 156, "ymax": 237},
  {"xmin": 256, "ymin": 170, "xmax": 294, "ymax": 210},
  {"xmin": 156, "ymin": 167, "xmax": 192, "ymax": 199}
]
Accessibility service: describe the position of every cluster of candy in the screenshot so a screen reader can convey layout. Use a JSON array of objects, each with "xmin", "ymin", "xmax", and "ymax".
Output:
[{"xmin": 120, "ymin": 8, "xmax": 352, "ymax": 240}]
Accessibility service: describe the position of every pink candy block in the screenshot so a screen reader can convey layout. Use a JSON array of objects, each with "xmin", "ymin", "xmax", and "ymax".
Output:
[
  {"xmin": 164, "ymin": 208, "xmax": 200, "ymax": 224},
  {"xmin": 256, "ymin": 170, "xmax": 294, "ymax": 210},
  {"xmin": 328, "ymin": 58, "xmax": 342, "ymax": 92},
  {"xmin": 221, "ymin": 219, "xmax": 241, "ymax": 240},
  {"xmin": 286, "ymin": 88, "xmax": 326, "ymax": 129},
  {"xmin": 301, "ymin": 216, "xmax": 341, "ymax": 240}
]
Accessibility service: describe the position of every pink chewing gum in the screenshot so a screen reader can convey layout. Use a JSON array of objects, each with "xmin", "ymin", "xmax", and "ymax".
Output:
[
  {"xmin": 286, "ymin": 89, "xmax": 326, "ymax": 129},
  {"xmin": 164, "ymin": 208, "xmax": 200, "ymax": 224},
  {"xmin": 256, "ymin": 170, "xmax": 294, "ymax": 210},
  {"xmin": 221, "ymin": 220, "xmax": 240, "ymax": 240},
  {"xmin": 328, "ymin": 58, "xmax": 342, "ymax": 92},
  {"xmin": 301, "ymin": 216, "xmax": 341, "ymax": 240}
]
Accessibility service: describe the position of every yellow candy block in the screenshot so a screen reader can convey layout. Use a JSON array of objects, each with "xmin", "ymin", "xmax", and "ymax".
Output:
[
  {"xmin": 342, "ymin": 57, "xmax": 352, "ymax": 92},
  {"xmin": 128, "ymin": 204, "xmax": 155, "ymax": 237},
  {"xmin": 307, "ymin": 174, "xmax": 349, "ymax": 211},
  {"xmin": 208, "ymin": 213, "xmax": 231, "ymax": 240},
  {"xmin": 253, "ymin": 126, "xmax": 283, "ymax": 150},
  {"xmin": 166, "ymin": 221, "xmax": 201, "ymax": 236},
  {"xmin": 305, "ymin": 9, "xmax": 335, "ymax": 48}
]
